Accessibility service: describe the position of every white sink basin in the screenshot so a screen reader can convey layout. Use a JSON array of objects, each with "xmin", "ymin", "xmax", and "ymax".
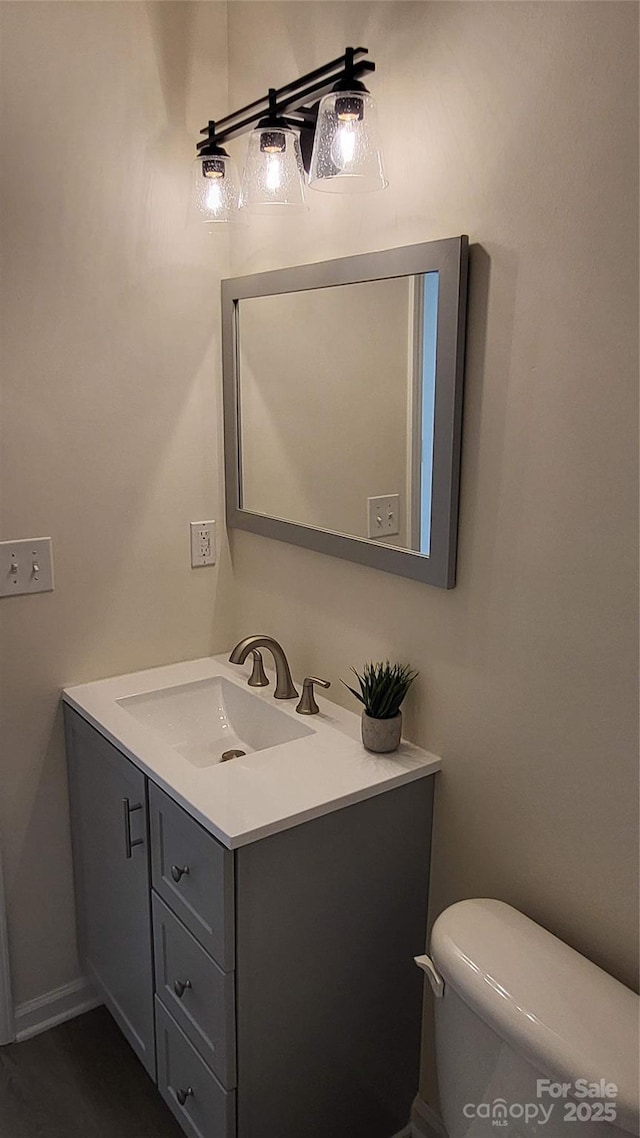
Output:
[
  {"xmin": 64, "ymin": 654, "xmax": 441, "ymax": 848},
  {"xmin": 116, "ymin": 676, "xmax": 313, "ymax": 767}
]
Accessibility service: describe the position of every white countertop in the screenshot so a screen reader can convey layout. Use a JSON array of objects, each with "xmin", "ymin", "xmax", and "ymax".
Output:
[{"xmin": 63, "ymin": 654, "xmax": 440, "ymax": 849}]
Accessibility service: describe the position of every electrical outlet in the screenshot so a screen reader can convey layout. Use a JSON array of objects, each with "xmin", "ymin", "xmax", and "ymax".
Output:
[
  {"xmin": 0, "ymin": 537, "xmax": 54, "ymax": 596},
  {"xmin": 190, "ymin": 521, "xmax": 216, "ymax": 567},
  {"xmin": 367, "ymin": 495, "xmax": 400, "ymax": 539}
]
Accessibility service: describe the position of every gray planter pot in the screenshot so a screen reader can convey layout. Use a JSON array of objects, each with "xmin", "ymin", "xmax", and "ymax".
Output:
[{"xmin": 361, "ymin": 711, "xmax": 402, "ymax": 754}]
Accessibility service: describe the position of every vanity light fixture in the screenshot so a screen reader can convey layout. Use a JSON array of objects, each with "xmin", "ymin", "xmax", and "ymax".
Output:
[
  {"xmin": 192, "ymin": 47, "xmax": 385, "ymax": 223},
  {"xmin": 190, "ymin": 121, "xmax": 241, "ymax": 224},
  {"xmin": 308, "ymin": 48, "xmax": 387, "ymax": 192},
  {"xmin": 239, "ymin": 89, "xmax": 307, "ymax": 214}
]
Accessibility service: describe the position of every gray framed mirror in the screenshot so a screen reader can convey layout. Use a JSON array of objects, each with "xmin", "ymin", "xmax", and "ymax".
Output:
[{"xmin": 222, "ymin": 236, "xmax": 468, "ymax": 587}]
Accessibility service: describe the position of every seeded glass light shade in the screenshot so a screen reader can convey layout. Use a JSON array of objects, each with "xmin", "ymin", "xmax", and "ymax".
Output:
[
  {"xmin": 308, "ymin": 90, "xmax": 387, "ymax": 193},
  {"xmin": 190, "ymin": 154, "xmax": 240, "ymax": 223},
  {"xmin": 240, "ymin": 127, "xmax": 307, "ymax": 214}
]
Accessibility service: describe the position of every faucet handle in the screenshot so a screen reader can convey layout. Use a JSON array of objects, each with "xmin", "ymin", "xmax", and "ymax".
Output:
[
  {"xmin": 296, "ymin": 677, "xmax": 331, "ymax": 716},
  {"xmin": 247, "ymin": 649, "xmax": 269, "ymax": 687}
]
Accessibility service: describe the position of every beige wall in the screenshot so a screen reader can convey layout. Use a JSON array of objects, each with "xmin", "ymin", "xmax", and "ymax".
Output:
[
  {"xmin": 227, "ymin": 0, "xmax": 639, "ymax": 1023},
  {"xmin": 0, "ymin": 1, "xmax": 232, "ymax": 1005},
  {"xmin": 238, "ymin": 278, "xmax": 410, "ymax": 542},
  {"xmin": 0, "ymin": 0, "xmax": 637, "ymax": 1103}
]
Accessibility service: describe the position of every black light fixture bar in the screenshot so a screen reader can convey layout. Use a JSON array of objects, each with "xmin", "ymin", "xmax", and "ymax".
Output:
[
  {"xmin": 197, "ymin": 47, "xmax": 374, "ymax": 151},
  {"xmin": 200, "ymin": 47, "xmax": 368, "ymax": 135},
  {"xmin": 281, "ymin": 108, "xmax": 317, "ymax": 127}
]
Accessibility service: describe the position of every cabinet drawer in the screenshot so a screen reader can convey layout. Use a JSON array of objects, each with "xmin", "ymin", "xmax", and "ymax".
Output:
[
  {"xmin": 155, "ymin": 999, "xmax": 235, "ymax": 1138},
  {"xmin": 150, "ymin": 783, "xmax": 234, "ymax": 969},
  {"xmin": 153, "ymin": 892, "xmax": 236, "ymax": 1088}
]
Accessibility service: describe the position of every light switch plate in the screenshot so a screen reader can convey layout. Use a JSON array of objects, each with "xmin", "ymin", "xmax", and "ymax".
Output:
[
  {"xmin": 190, "ymin": 521, "xmax": 216, "ymax": 567},
  {"xmin": 0, "ymin": 537, "xmax": 54, "ymax": 596},
  {"xmin": 367, "ymin": 495, "xmax": 400, "ymax": 539}
]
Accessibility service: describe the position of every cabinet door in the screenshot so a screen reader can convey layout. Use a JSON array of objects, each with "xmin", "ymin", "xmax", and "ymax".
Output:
[{"xmin": 65, "ymin": 707, "xmax": 155, "ymax": 1078}]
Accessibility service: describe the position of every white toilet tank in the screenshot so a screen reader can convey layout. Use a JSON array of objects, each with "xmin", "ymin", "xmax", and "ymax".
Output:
[{"xmin": 427, "ymin": 900, "xmax": 639, "ymax": 1138}]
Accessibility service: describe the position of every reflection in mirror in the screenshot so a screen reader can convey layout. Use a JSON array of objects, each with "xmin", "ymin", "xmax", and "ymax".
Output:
[{"xmin": 237, "ymin": 273, "xmax": 439, "ymax": 555}]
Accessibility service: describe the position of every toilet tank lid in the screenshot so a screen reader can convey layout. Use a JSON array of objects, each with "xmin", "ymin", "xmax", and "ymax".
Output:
[{"xmin": 430, "ymin": 900, "xmax": 639, "ymax": 1135}]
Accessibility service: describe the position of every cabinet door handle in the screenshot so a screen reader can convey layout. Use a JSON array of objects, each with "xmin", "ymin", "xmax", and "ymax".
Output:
[
  {"xmin": 170, "ymin": 863, "xmax": 190, "ymax": 883},
  {"xmin": 175, "ymin": 1086, "xmax": 193, "ymax": 1107},
  {"xmin": 122, "ymin": 799, "xmax": 143, "ymax": 859},
  {"xmin": 173, "ymin": 978, "xmax": 191, "ymax": 998}
]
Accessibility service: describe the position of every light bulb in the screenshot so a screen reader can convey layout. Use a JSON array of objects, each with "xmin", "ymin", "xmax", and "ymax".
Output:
[
  {"xmin": 332, "ymin": 121, "xmax": 356, "ymax": 167},
  {"xmin": 205, "ymin": 179, "xmax": 223, "ymax": 211},
  {"xmin": 266, "ymin": 155, "xmax": 283, "ymax": 192}
]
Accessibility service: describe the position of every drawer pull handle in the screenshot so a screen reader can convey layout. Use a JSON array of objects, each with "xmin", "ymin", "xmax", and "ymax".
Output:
[
  {"xmin": 176, "ymin": 1086, "xmax": 193, "ymax": 1107},
  {"xmin": 173, "ymin": 978, "xmax": 192, "ymax": 998},
  {"xmin": 170, "ymin": 864, "xmax": 190, "ymax": 883},
  {"xmin": 122, "ymin": 799, "xmax": 143, "ymax": 860}
]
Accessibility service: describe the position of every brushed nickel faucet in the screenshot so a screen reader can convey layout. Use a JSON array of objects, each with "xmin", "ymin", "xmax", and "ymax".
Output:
[
  {"xmin": 296, "ymin": 677, "xmax": 331, "ymax": 715},
  {"xmin": 229, "ymin": 635, "xmax": 298, "ymax": 699},
  {"xmin": 247, "ymin": 649, "xmax": 268, "ymax": 688}
]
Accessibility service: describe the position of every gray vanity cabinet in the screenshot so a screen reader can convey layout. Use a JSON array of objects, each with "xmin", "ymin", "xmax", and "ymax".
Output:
[
  {"xmin": 233, "ymin": 779, "xmax": 433, "ymax": 1138},
  {"xmin": 65, "ymin": 705, "xmax": 435, "ymax": 1138},
  {"xmin": 64, "ymin": 708, "xmax": 155, "ymax": 1077}
]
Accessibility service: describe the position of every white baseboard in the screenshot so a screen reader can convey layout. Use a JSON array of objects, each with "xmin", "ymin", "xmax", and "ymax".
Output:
[
  {"xmin": 411, "ymin": 1095, "xmax": 447, "ymax": 1138},
  {"xmin": 14, "ymin": 976, "xmax": 101, "ymax": 1043}
]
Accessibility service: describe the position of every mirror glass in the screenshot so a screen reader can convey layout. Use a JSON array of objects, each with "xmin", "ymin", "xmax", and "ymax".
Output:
[
  {"xmin": 222, "ymin": 238, "xmax": 468, "ymax": 588},
  {"xmin": 237, "ymin": 273, "xmax": 438, "ymax": 555}
]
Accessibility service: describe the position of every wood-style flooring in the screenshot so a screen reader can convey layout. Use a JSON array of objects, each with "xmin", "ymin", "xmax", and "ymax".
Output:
[{"xmin": 0, "ymin": 1006, "xmax": 183, "ymax": 1138}]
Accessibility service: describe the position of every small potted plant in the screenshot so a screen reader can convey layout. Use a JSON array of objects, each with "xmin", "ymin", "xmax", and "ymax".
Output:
[{"xmin": 343, "ymin": 661, "xmax": 418, "ymax": 753}]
